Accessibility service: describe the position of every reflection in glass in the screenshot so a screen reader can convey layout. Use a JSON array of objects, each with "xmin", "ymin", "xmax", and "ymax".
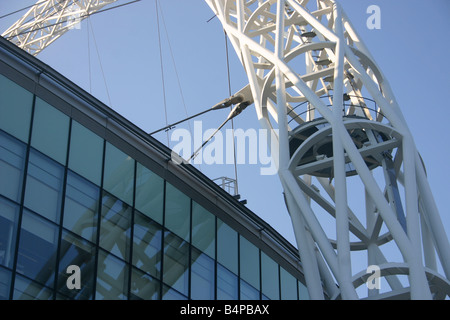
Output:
[
  {"xmin": 298, "ymin": 281, "xmax": 309, "ymax": 300},
  {"xmin": 191, "ymin": 248, "xmax": 214, "ymax": 300},
  {"xmin": 68, "ymin": 121, "xmax": 104, "ymax": 185},
  {"xmin": 13, "ymin": 274, "xmax": 53, "ymax": 300},
  {"xmin": 217, "ymin": 219, "xmax": 238, "ymax": 274},
  {"xmin": 100, "ymin": 192, "xmax": 132, "ymax": 261},
  {"xmin": 192, "ymin": 202, "xmax": 215, "ymax": 258},
  {"xmin": 0, "ymin": 74, "xmax": 33, "ymax": 143},
  {"xmin": 63, "ymin": 171, "xmax": 99, "ymax": 242},
  {"xmin": 24, "ymin": 150, "xmax": 64, "ymax": 223},
  {"xmin": 0, "ymin": 267, "xmax": 11, "ymax": 300},
  {"xmin": 31, "ymin": 97, "xmax": 69, "ymax": 164},
  {"xmin": 133, "ymin": 211, "xmax": 161, "ymax": 278},
  {"xmin": 164, "ymin": 183, "xmax": 190, "ymax": 241},
  {"xmin": 96, "ymin": 250, "xmax": 128, "ymax": 300},
  {"xmin": 0, "ymin": 198, "xmax": 19, "ymax": 269},
  {"xmin": 135, "ymin": 163, "xmax": 164, "ymax": 224},
  {"xmin": 163, "ymin": 232, "xmax": 189, "ymax": 296},
  {"xmin": 217, "ymin": 264, "xmax": 238, "ymax": 300},
  {"xmin": 103, "ymin": 142, "xmax": 135, "ymax": 205},
  {"xmin": 16, "ymin": 210, "xmax": 58, "ymax": 286},
  {"xmin": 130, "ymin": 268, "xmax": 159, "ymax": 300},
  {"xmin": 240, "ymin": 279, "xmax": 260, "ymax": 300},
  {"xmin": 0, "ymin": 131, "xmax": 26, "ymax": 202},
  {"xmin": 57, "ymin": 232, "xmax": 95, "ymax": 300},
  {"xmin": 261, "ymin": 252, "xmax": 279, "ymax": 300},
  {"xmin": 240, "ymin": 236, "xmax": 260, "ymax": 290},
  {"xmin": 280, "ymin": 267, "xmax": 297, "ymax": 300},
  {"xmin": 162, "ymin": 284, "xmax": 187, "ymax": 300}
]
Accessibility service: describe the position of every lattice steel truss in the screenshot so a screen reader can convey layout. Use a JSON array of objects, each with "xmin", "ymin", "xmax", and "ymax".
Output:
[
  {"xmin": 2, "ymin": 0, "xmax": 118, "ymax": 56},
  {"xmin": 205, "ymin": 0, "xmax": 450, "ymax": 299}
]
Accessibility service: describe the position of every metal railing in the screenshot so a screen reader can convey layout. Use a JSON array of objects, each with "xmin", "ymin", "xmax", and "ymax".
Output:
[{"xmin": 287, "ymin": 94, "xmax": 385, "ymax": 125}]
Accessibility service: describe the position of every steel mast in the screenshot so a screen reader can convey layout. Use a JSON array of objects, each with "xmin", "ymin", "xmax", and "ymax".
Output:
[{"xmin": 205, "ymin": 0, "xmax": 450, "ymax": 300}]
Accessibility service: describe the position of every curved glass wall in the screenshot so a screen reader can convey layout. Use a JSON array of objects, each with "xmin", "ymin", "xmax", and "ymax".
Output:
[{"xmin": 0, "ymin": 73, "xmax": 309, "ymax": 300}]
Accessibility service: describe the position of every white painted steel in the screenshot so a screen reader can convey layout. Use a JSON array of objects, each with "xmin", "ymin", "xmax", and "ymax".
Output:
[
  {"xmin": 205, "ymin": 0, "xmax": 450, "ymax": 300},
  {"xmin": 2, "ymin": 0, "xmax": 118, "ymax": 56}
]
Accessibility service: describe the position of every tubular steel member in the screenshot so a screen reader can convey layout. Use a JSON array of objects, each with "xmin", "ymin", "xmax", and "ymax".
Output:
[{"xmin": 204, "ymin": 0, "xmax": 450, "ymax": 300}]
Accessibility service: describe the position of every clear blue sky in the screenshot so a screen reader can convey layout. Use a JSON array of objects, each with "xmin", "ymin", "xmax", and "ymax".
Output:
[{"xmin": 1, "ymin": 0, "xmax": 449, "ymax": 277}]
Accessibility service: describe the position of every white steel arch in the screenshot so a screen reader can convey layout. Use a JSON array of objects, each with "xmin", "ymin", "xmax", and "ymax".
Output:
[
  {"xmin": 204, "ymin": 0, "xmax": 450, "ymax": 300},
  {"xmin": 2, "ymin": 0, "xmax": 118, "ymax": 56},
  {"xmin": 3, "ymin": 0, "xmax": 450, "ymax": 300}
]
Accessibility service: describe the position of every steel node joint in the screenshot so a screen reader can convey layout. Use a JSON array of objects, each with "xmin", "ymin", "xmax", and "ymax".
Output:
[{"xmin": 211, "ymin": 94, "xmax": 245, "ymax": 110}]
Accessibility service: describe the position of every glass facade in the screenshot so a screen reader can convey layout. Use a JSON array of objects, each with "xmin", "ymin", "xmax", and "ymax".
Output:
[{"xmin": 0, "ymin": 60, "xmax": 309, "ymax": 300}]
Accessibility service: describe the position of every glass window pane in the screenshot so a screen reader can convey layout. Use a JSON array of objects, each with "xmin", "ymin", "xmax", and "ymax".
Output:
[
  {"xmin": 31, "ymin": 98, "xmax": 69, "ymax": 164},
  {"xmin": 95, "ymin": 250, "xmax": 129, "ymax": 300},
  {"xmin": 0, "ymin": 267, "xmax": 12, "ymax": 300},
  {"xmin": 0, "ymin": 74, "xmax": 33, "ymax": 143},
  {"xmin": 240, "ymin": 236, "xmax": 260, "ymax": 289},
  {"xmin": 68, "ymin": 121, "xmax": 103, "ymax": 185},
  {"xmin": 163, "ymin": 232, "xmax": 189, "ymax": 296},
  {"xmin": 280, "ymin": 267, "xmax": 297, "ymax": 300},
  {"xmin": 240, "ymin": 279, "xmax": 260, "ymax": 300},
  {"xmin": 192, "ymin": 202, "xmax": 215, "ymax": 258},
  {"xmin": 99, "ymin": 192, "xmax": 132, "ymax": 261},
  {"xmin": 16, "ymin": 210, "xmax": 58, "ymax": 286},
  {"xmin": 164, "ymin": 182, "xmax": 190, "ymax": 241},
  {"xmin": 162, "ymin": 284, "xmax": 187, "ymax": 300},
  {"xmin": 217, "ymin": 219, "xmax": 237, "ymax": 274},
  {"xmin": 298, "ymin": 281, "xmax": 309, "ymax": 300},
  {"xmin": 135, "ymin": 163, "xmax": 164, "ymax": 224},
  {"xmin": 24, "ymin": 150, "xmax": 64, "ymax": 223},
  {"xmin": 57, "ymin": 232, "xmax": 95, "ymax": 300},
  {"xmin": 261, "ymin": 252, "xmax": 279, "ymax": 300},
  {"xmin": 0, "ymin": 197, "xmax": 19, "ymax": 269},
  {"xmin": 13, "ymin": 275, "xmax": 53, "ymax": 300},
  {"xmin": 191, "ymin": 248, "xmax": 214, "ymax": 300},
  {"xmin": 132, "ymin": 211, "xmax": 162, "ymax": 278},
  {"xmin": 0, "ymin": 132, "xmax": 26, "ymax": 202},
  {"xmin": 103, "ymin": 142, "xmax": 134, "ymax": 205},
  {"xmin": 63, "ymin": 171, "xmax": 99, "ymax": 242},
  {"xmin": 217, "ymin": 264, "xmax": 238, "ymax": 300},
  {"xmin": 130, "ymin": 268, "xmax": 159, "ymax": 300}
]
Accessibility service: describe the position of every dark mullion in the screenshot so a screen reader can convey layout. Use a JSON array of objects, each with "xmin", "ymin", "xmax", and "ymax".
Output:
[
  {"xmin": 127, "ymin": 160, "xmax": 137, "ymax": 300},
  {"xmin": 159, "ymin": 180, "xmax": 166, "ymax": 300},
  {"xmin": 92, "ymin": 139, "xmax": 106, "ymax": 300},
  {"xmin": 237, "ymin": 234, "xmax": 241, "ymax": 300},
  {"xmin": 188, "ymin": 199, "xmax": 193, "ymax": 300},
  {"xmin": 214, "ymin": 216, "xmax": 217, "ymax": 300},
  {"xmin": 259, "ymin": 248, "xmax": 262, "ymax": 300},
  {"xmin": 9, "ymin": 93, "xmax": 37, "ymax": 300},
  {"xmin": 53, "ymin": 117, "xmax": 72, "ymax": 299}
]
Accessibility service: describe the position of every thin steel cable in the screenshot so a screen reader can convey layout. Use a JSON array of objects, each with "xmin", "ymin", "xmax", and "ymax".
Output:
[
  {"xmin": 158, "ymin": 2, "xmax": 195, "ymax": 152},
  {"xmin": 155, "ymin": 0, "xmax": 169, "ymax": 147},
  {"xmin": 224, "ymin": 31, "xmax": 239, "ymax": 195},
  {"xmin": 88, "ymin": 18, "xmax": 112, "ymax": 106}
]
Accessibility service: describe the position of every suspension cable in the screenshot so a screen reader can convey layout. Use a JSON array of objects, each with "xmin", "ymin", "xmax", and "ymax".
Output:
[
  {"xmin": 88, "ymin": 18, "xmax": 112, "ymax": 107},
  {"xmin": 155, "ymin": 0, "xmax": 169, "ymax": 146},
  {"xmin": 224, "ymin": 30, "xmax": 240, "ymax": 195}
]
